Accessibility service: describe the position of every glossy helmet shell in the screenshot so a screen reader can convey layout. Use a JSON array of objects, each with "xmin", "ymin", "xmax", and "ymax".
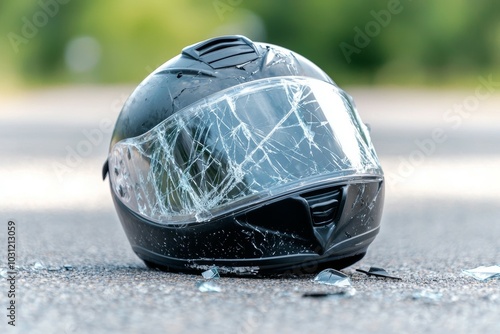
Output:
[{"xmin": 105, "ymin": 35, "xmax": 384, "ymax": 275}]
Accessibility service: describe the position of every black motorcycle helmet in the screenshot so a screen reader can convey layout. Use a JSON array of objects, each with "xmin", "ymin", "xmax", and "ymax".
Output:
[{"xmin": 103, "ymin": 35, "xmax": 384, "ymax": 275}]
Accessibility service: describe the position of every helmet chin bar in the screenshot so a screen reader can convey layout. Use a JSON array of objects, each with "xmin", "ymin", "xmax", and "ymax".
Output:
[{"xmin": 112, "ymin": 177, "xmax": 384, "ymax": 275}]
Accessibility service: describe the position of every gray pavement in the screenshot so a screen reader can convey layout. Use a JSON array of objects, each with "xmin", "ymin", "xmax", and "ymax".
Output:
[{"xmin": 1, "ymin": 86, "xmax": 499, "ymax": 333}]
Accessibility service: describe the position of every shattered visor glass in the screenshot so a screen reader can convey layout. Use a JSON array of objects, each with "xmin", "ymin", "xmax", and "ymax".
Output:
[{"xmin": 109, "ymin": 77, "xmax": 382, "ymax": 224}]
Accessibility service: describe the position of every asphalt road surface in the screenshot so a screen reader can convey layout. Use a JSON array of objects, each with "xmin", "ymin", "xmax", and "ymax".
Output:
[{"xmin": 1, "ymin": 85, "xmax": 499, "ymax": 334}]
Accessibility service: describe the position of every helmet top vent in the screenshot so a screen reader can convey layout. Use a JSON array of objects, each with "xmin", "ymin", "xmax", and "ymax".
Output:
[{"xmin": 182, "ymin": 35, "xmax": 260, "ymax": 69}]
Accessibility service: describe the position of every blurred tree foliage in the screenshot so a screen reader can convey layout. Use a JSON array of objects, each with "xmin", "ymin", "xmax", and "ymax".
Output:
[{"xmin": 1, "ymin": 0, "xmax": 499, "ymax": 87}]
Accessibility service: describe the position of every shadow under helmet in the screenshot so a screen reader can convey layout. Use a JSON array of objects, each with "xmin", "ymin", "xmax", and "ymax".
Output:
[{"xmin": 103, "ymin": 35, "xmax": 384, "ymax": 275}]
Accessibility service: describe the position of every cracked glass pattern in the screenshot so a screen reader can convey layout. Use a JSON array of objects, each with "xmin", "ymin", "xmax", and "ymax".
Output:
[{"xmin": 109, "ymin": 77, "xmax": 382, "ymax": 224}]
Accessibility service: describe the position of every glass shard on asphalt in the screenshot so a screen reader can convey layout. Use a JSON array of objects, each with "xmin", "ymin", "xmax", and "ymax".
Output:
[
  {"xmin": 303, "ymin": 288, "xmax": 356, "ymax": 298},
  {"xmin": 412, "ymin": 290, "xmax": 442, "ymax": 303},
  {"xmin": 463, "ymin": 265, "xmax": 500, "ymax": 281},
  {"xmin": 32, "ymin": 261, "xmax": 46, "ymax": 270},
  {"xmin": 202, "ymin": 266, "xmax": 220, "ymax": 280},
  {"xmin": 0, "ymin": 268, "xmax": 8, "ymax": 278},
  {"xmin": 196, "ymin": 280, "xmax": 222, "ymax": 292},
  {"xmin": 313, "ymin": 268, "xmax": 351, "ymax": 287},
  {"xmin": 356, "ymin": 267, "xmax": 401, "ymax": 280},
  {"xmin": 47, "ymin": 266, "xmax": 62, "ymax": 271}
]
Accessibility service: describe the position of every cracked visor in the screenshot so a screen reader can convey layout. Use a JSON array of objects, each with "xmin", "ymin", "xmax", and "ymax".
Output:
[{"xmin": 108, "ymin": 77, "xmax": 382, "ymax": 224}]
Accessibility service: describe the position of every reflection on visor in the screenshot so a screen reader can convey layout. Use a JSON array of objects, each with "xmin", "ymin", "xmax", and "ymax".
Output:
[{"xmin": 109, "ymin": 77, "xmax": 382, "ymax": 223}]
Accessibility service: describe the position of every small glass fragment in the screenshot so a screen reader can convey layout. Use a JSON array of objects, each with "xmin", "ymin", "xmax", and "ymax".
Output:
[
  {"xmin": 47, "ymin": 266, "xmax": 62, "ymax": 272},
  {"xmin": 196, "ymin": 280, "xmax": 222, "ymax": 292},
  {"xmin": 356, "ymin": 267, "xmax": 401, "ymax": 280},
  {"xmin": 303, "ymin": 288, "xmax": 356, "ymax": 298},
  {"xmin": 412, "ymin": 290, "xmax": 442, "ymax": 303},
  {"xmin": 63, "ymin": 264, "xmax": 74, "ymax": 271},
  {"xmin": 32, "ymin": 261, "xmax": 46, "ymax": 270},
  {"xmin": 463, "ymin": 265, "xmax": 500, "ymax": 281},
  {"xmin": 313, "ymin": 268, "xmax": 351, "ymax": 287},
  {"xmin": 303, "ymin": 292, "xmax": 334, "ymax": 298},
  {"xmin": 202, "ymin": 266, "xmax": 220, "ymax": 280},
  {"xmin": 0, "ymin": 268, "xmax": 8, "ymax": 278}
]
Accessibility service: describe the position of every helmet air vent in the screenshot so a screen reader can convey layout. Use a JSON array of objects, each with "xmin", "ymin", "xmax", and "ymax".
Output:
[
  {"xmin": 182, "ymin": 35, "xmax": 260, "ymax": 69},
  {"xmin": 301, "ymin": 187, "xmax": 344, "ymax": 227}
]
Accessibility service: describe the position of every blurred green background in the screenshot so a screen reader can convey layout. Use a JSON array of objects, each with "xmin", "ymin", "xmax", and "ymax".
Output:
[{"xmin": 1, "ymin": 0, "xmax": 500, "ymax": 89}]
